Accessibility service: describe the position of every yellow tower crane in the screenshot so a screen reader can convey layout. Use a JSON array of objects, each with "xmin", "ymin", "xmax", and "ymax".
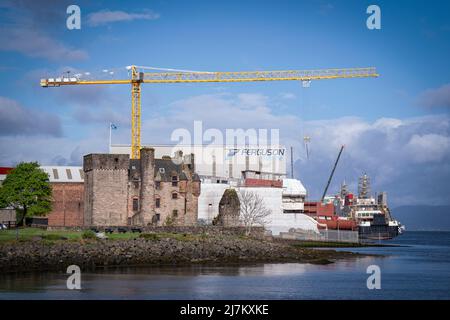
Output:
[{"xmin": 40, "ymin": 66, "xmax": 378, "ymax": 159}]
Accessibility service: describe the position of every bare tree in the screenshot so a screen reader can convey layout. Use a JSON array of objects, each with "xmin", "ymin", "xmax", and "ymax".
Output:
[{"xmin": 239, "ymin": 189, "xmax": 272, "ymax": 235}]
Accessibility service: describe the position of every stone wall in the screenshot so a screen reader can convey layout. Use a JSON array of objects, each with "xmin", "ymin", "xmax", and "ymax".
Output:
[
  {"xmin": 83, "ymin": 154, "xmax": 130, "ymax": 226},
  {"xmin": 215, "ymin": 188, "xmax": 240, "ymax": 226},
  {"xmin": 154, "ymin": 180, "xmax": 199, "ymax": 226}
]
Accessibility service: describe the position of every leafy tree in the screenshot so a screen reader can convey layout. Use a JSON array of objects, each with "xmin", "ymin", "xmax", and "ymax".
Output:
[{"xmin": 0, "ymin": 162, "xmax": 52, "ymax": 226}]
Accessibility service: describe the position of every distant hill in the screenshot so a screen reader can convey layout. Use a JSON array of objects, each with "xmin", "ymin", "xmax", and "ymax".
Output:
[{"xmin": 392, "ymin": 205, "xmax": 450, "ymax": 231}]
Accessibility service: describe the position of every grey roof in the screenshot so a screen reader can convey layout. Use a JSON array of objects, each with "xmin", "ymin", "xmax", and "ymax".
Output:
[
  {"xmin": 40, "ymin": 166, "xmax": 84, "ymax": 183},
  {"xmin": 154, "ymin": 159, "xmax": 183, "ymax": 182},
  {"xmin": 179, "ymin": 172, "xmax": 188, "ymax": 181}
]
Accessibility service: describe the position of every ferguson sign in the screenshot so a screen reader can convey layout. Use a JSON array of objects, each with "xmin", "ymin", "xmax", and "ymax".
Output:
[{"xmin": 226, "ymin": 148, "xmax": 286, "ymax": 157}]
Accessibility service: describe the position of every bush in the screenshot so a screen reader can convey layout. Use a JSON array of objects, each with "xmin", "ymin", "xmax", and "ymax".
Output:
[
  {"xmin": 164, "ymin": 215, "xmax": 175, "ymax": 226},
  {"xmin": 41, "ymin": 234, "xmax": 64, "ymax": 241},
  {"xmin": 139, "ymin": 233, "xmax": 160, "ymax": 240},
  {"xmin": 82, "ymin": 230, "xmax": 96, "ymax": 239}
]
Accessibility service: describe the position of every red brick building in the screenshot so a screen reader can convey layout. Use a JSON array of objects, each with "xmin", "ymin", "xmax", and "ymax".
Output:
[
  {"xmin": 40, "ymin": 166, "xmax": 84, "ymax": 227},
  {"xmin": 1, "ymin": 166, "xmax": 84, "ymax": 227}
]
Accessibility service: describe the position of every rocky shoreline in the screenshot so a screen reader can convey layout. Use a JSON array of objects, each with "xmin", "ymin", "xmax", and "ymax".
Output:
[{"xmin": 0, "ymin": 234, "xmax": 363, "ymax": 273}]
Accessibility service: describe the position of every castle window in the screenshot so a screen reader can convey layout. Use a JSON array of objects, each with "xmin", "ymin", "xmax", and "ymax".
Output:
[
  {"xmin": 132, "ymin": 198, "xmax": 139, "ymax": 211},
  {"xmin": 172, "ymin": 175, "xmax": 178, "ymax": 187},
  {"xmin": 52, "ymin": 169, "xmax": 59, "ymax": 180},
  {"xmin": 156, "ymin": 214, "xmax": 160, "ymax": 221},
  {"xmin": 66, "ymin": 169, "xmax": 72, "ymax": 180},
  {"xmin": 173, "ymin": 209, "xmax": 178, "ymax": 217},
  {"xmin": 155, "ymin": 181, "xmax": 161, "ymax": 189},
  {"xmin": 172, "ymin": 192, "xmax": 178, "ymax": 199},
  {"xmin": 155, "ymin": 198, "xmax": 160, "ymax": 208}
]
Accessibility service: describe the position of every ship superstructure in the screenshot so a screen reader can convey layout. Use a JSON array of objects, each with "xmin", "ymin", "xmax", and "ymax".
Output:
[{"xmin": 304, "ymin": 173, "xmax": 403, "ymax": 240}]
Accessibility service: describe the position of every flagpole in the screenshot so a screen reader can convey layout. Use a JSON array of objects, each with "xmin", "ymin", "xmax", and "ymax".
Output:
[{"xmin": 109, "ymin": 122, "xmax": 112, "ymax": 153}]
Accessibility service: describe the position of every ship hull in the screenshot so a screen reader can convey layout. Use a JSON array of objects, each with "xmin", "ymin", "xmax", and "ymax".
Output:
[{"xmin": 358, "ymin": 225, "xmax": 399, "ymax": 240}]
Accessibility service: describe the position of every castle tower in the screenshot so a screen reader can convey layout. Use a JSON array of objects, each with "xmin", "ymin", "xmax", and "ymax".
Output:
[
  {"xmin": 139, "ymin": 148, "xmax": 156, "ymax": 225},
  {"xmin": 83, "ymin": 154, "xmax": 130, "ymax": 226}
]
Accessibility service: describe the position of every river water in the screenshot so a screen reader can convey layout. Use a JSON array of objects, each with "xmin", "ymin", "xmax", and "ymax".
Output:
[{"xmin": 1, "ymin": 231, "xmax": 449, "ymax": 300}]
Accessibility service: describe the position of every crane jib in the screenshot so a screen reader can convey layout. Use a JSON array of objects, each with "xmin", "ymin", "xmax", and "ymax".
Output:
[{"xmin": 40, "ymin": 66, "xmax": 378, "ymax": 158}]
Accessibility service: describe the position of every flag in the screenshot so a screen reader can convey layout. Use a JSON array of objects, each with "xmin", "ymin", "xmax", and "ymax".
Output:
[{"xmin": 110, "ymin": 123, "xmax": 118, "ymax": 130}]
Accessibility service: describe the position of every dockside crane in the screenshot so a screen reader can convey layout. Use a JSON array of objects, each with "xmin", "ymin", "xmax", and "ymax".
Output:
[
  {"xmin": 40, "ymin": 66, "xmax": 378, "ymax": 159},
  {"xmin": 321, "ymin": 145, "xmax": 345, "ymax": 202}
]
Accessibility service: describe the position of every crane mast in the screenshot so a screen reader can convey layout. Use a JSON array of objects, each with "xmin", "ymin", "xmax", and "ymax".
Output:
[{"xmin": 40, "ymin": 66, "xmax": 378, "ymax": 159}]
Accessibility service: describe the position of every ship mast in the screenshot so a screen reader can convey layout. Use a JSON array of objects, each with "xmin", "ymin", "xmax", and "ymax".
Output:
[
  {"xmin": 340, "ymin": 180, "xmax": 349, "ymax": 198},
  {"xmin": 358, "ymin": 173, "xmax": 371, "ymax": 199}
]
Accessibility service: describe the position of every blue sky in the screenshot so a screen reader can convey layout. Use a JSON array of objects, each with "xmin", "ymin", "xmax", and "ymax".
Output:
[{"xmin": 0, "ymin": 0, "xmax": 449, "ymax": 206}]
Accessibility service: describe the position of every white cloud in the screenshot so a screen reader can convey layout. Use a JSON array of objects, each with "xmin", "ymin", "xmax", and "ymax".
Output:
[
  {"xmin": 373, "ymin": 118, "xmax": 403, "ymax": 130},
  {"xmin": 0, "ymin": 1, "xmax": 87, "ymax": 61},
  {"xmin": 237, "ymin": 93, "xmax": 269, "ymax": 109},
  {"xmin": 0, "ymin": 96, "xmax": 62, "ymax": 137},
  {"xmin": 0, "ymin": 134, "xmax": 107, "ymax": 167},
  {"xmin": 140, "ymin": 93, "xmax": 298, "ymax": 145},
  {"xmin": 418, "ymin": 83, "xmax": 450, "ymax": 108},
  {"xmin": 405, "ymin": 134, "xmax": 450, "ymax": 163},
  {"xmin": 279, "ymin": 92, "xmax": 297, "ymax": 100},
  {"xmin": 0, "ymin": 28, "xmax": 88, "ymax": 61},
  {"xmin": 296, "ymin": 115, "xmax": 450, "ymax": 206},
  {"xmin": 87, "ymin": 10, "xmax": 160, "ymax": 27}
]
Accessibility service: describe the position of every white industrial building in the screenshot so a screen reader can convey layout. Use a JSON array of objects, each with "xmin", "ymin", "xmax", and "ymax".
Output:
[{"xmin": 197, "ymin": 178, "xmax": 319, "ymax": 235}]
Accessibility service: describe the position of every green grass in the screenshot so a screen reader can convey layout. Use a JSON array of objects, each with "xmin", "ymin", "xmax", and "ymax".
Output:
[
  {"xmin": 107, "ymin": 232, "xmax": 140, "ymax": 240},
  {"xmin": 0, "ymin": 228, "xmax": 142, "ymax": 243},
  {"xmin": 0, "ymin": 228, "xmax": 199, "ymax": 243},
  {"xmin": 0, "ymin": 227, "xmax": 82, "ymax": 242}
]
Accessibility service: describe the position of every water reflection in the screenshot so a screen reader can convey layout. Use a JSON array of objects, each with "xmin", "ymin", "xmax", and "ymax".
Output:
[{"xmin": 1, "ymin": 232, "xmax": 449, "ymax": 299}]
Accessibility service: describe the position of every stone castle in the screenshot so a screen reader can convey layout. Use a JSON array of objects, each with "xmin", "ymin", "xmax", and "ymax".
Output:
[{"xmin": 83, "ymin": 148, "xmax": 201, "ymax": 226}]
